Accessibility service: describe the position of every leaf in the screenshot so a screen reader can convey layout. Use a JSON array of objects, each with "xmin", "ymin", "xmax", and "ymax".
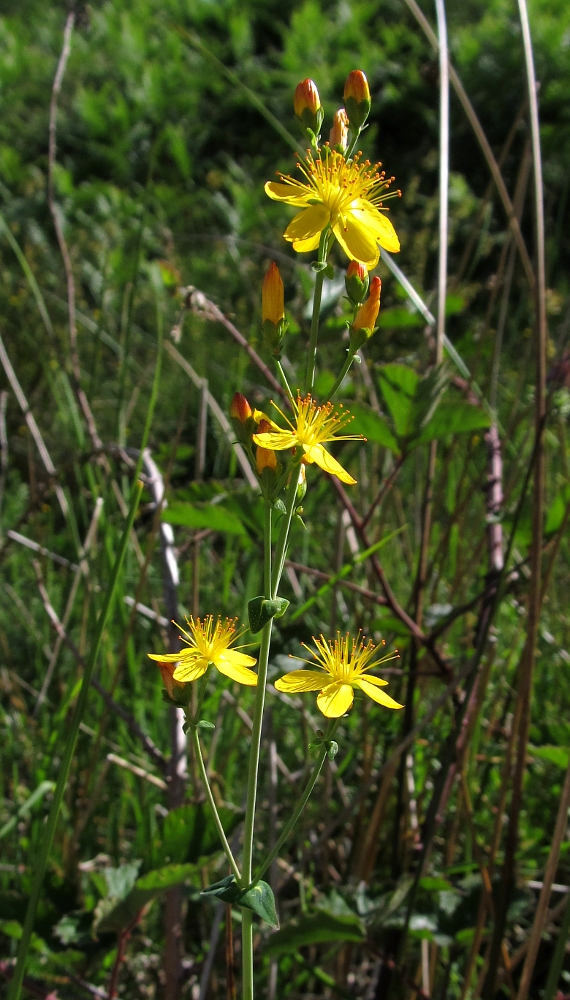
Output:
[
  {"xmin": 545, "ymin": 484, "xmax": 570, "ymax": 536},
  {"xmin": 94, "ymin": 863, "xmax": 198, "ymax": 934},
  {"xmin": 162, "ymin": 501, "xmax": 246, "ymax": 536},
  {"xmin": 153, "ymin": 803, "xmax": 244, "ymax": 867},
  {"xmin": 347, "ymin": 403, "xmax": 400, "ymax": 454},
  {"xmin": 238, "ymin": 881, "xmax": 279, "ymax": 927},
  {"xmin": 377, "ymin": 364, "xmax": 420, "ymax": 438},
  {"xmin": 531, "ymin": 745, "xmax": 570, "ymax": 769},
  {"xmin": 378, "ymin": 306, "xmax": 424, "ymax": 329},
  {"xmin": 0, "ymin": 780, "xmax": 55, "ymax": 841},
  {"xmin": 200, "ymin": 875, "xmax": 241, "ymax": 903},
  {"xmin": 264, "ymin": 909, "xmax": 364, "ymax": 956},
  {"xmin": 248, "ymin": 596, "xmax": 290, "ymax": 634},
  {"xmin": 417, "ymin": 401, "xmax": 490, "ymax": 443}
]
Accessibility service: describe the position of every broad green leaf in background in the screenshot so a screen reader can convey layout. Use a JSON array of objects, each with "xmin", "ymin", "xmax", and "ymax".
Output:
[
  {"xmin": 377, "ymin": 364, "xmax": 448, "ymax": 443},
  {"xmin": 531, "ymin": 745, "xmax": 570, "ymax": 769},
  {"xmin": 348, "ymin": 402, "xmax": 400, "ymax": 454},
  {"xmin": 264, "ymin": 909, "xmax": 365, "ymax": 956},
  {"xmin": 94, "ymin": 863, "xmax": 199, "ymax": 934},
  {"xmin": 162, "ymin": 501, "xmax": 246, "ymax": 536},
  {"xmin": 417, "ymin": 400, "xmax": 491, "ymax": 443},
  {"xmin": 153, "ymin": 803, "xmax": 244, "ymax": 867},
  {"xmin": 545, "ymin": 484, "xmax": 570, "ymax": 536}
]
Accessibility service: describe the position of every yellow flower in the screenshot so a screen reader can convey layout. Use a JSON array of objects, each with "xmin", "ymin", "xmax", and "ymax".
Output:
[
  {"xmin": 148, "ymin": 616, "xmax": 257, "ymax": 686},
  {"xmin": 252, "ymin": 394, "xmax": 362, "ymax": 485},
  {"xmin": 274, "ymin": 632, "xmax": 402, "ymax": 718},
  {"xmin": 255, "ymin": 419, "xmax": 278, "ymax": 474},
  {"xmin": 265, "ymin": 149, "xmax": 400, "ymax": 269}
]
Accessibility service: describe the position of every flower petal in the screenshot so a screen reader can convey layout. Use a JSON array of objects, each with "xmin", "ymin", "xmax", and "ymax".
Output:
[
  {"xmin": 284, "ymin": 204, "xmax": 330, "ymax": 244},
  {"xmin": 223, "ymin": 648, "xmax": 258, "ymax": 668},
  {"xmin": 265, "ymin": 180, "xmax": 312, "ymax": 206},
  {"xmin": 148, "ymin": 651, "xmax": 185, "ymax": 662},
  {"xmin": 333, "ymin": 215, "xmax": 379, "ymax": 268},
  {"xmin": 215, "ymin": 656, "xmax": 258, "ymax": 686},
  {"xmin": 358, "ymin": 672, "xmax": 389, "ymax": 687},
  {"xmin": 317, "ymin": 681, "xmax": 354, "ymax": 718},
  {"xmin": 356, "ymin": 677, "xmax": 403, "ymax": 709},
  {"xmin": 351, "ymin": 206, "xmax": 400, "ymax": 253},
  {"xmin": 253, "ymin": 430, "xmax": 298, "ymax": 451},
  {"xmin": 291, "ymin": 232, "xmax": 322, "ymax": 253},
  {"xmin": 173, "ymin": 657, "xmax": 209, "ymax": 683},
  {"xmin": 274, "ymin": 669, "xmax": 328, "ymax": 693},
  {"xmin": 304, "ymin": 444, "xmax": 357, "ymax": 485}
]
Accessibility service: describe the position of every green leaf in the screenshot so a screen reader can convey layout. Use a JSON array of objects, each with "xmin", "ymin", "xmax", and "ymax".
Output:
[
  {"xmin": 94, "ymin": 863, "xmax": 198, "ymax": 934},
  {"xmin": 347, "ymin": 402, "xmax": 400, "ymax": 454},
  {"xmin": 545, "ymin": 484, "xmax": 570, "ymax": 535},
  {"xmin": 248, "ymin": 596, "xmax": 290, "ymax": 634},
  {"xmin": 238, "ymin": 881, "xmax": 279, "ymax": 927},
  {"xmin": 378, "ymin": 364, "xmax": 448, "ymax": 442},
  {"xmin": 196, "ymin": 719, "xmax": 215, "ymax": 730},
  {"xmin": 378, "ymin": 306, "xmax": 424, "ymax": 329},
  {"xmin": 531, "ymin": 745, "xmax": 570, "ymax": 769},
  {"xmin": 162, "ymin": 501, "xmax": 246, "ymax": 536},
  {"xmin": 0, "ymin": 780, "xmax": 55, "ymax": 841},
  {"xmin": 153, "ymin": 803, "xmax": 243, "ymax": 867},
  {"xmin": 200, "ymin": 875, "xmax": 241, "ymax": 903},
  {"xmin": 417, "ymin": 401, "xmax": 490, "ymax": 443},
  {"xmin": 264, "ymin": 909, "xmax": 364, "ymax": 955}
]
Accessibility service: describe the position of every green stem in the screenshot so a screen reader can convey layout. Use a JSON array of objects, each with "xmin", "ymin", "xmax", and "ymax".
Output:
[
  {"xmin": 274, "ymin": 358, "xmax": 294, "ymax": 405},
  {"xmin": 345, "ymin": 127, "xmax": 362, "ymax": 161},
  {"xmin": 7, "ymin": 480, "xmax": 143, "ymax": 1000},
  {"xmin": 189, "ymin": 723, "xmax": 241, "ymax": 881},
  {"xmin": 304, "ymin": 231, "xmax": 329, "ymax": 395},
  {"xmin": 543, "ymin": 895, "xmax": 570, "ymax": 1000},
  {"xmin": 328, "ymin": 351, "xmax": 357, "ymax": 401},
  {"xmin": 241, "ymin": 500, "xmax": 273, "ymax": 1000},
  {"xmin": 251, "ymin": 719, "xmax": 339, "ymax": 888},
  {"xmin": 271, "ymin": 464, "xmax": 301, "ymax": 598}
]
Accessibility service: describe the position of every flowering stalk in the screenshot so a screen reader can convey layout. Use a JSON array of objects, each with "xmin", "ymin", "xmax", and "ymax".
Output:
[
  {"xmin": 304, "ymin": 227, "xmax": 330, "ymax": 395},
  {"xmin": 189, "ymin": 722, "xmax": 242, "ymax": 881}
]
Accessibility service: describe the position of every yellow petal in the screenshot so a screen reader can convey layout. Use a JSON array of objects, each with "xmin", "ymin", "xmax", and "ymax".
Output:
[
  {"xmin": 358, "ymin": 672, "xmax": 389, "ymax": 687},
  {"xmin": 173, "ymin": 657, "xmax": 209, "ymax": 683},
  {"xmin": 333, "ymin": 215, "xmax": 379, "ymax": 268},
  {"xmin": 223, "ymin": 648, "xmax": 258, "ymax": 668},
  {"xmin": 351, "ymin": 206, "xmax": 400, "ymax": 253},
  {"xmin": 148, "ymin": 651, "xmax": 185, "ymax": 663},
  {"xmin": 274, "ymin": 669, "xmax": 328, "ymax": 693},
  {"xmin": 291, "ymin": 232, "xmax": 321, "ymax": 253},
  {"xmin": 304, "ymin": 444, "xmax": 357, "ymax": 485},
  {"xmin": 265, "ymin": 180, "xmax": 312, "ymax": 206},
  {"xmin": 356, "ymin": 677, "xmax": 403, "ymax": 709},
  {"xmin": 253, "ymin": 430, "xmax": 298, "ymax": 451},
  {"xmin": 215, "ymin": 656, "xmax": 258, "ymax": 686},
  {"xmin": 284, "ymin": 204, "xmax": 330, "ymax": 244},
  {"xmin": 317, "ymin": 681, "xmax": 354, "ymax": 718}
]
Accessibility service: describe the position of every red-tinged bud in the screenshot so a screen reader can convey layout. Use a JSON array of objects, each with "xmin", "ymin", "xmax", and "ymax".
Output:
[
  {"xmin": 329, "ymin": 109, "xmax": 349, "ymax": 152},
  {"xmin": 294, "ymin": 78, "xmax": 321, "ymax": 119},
  {"xmin": 345, "ymin": 259, "xmax": 369, "ymax": 305},
  {"xmin": 344, "ymin": 70, "xmax": 371, "ymax": 131},
  {"xmin": 350, "ymin": 276, "xmax": 381, "ymax": 352},
  {"xmin": 230, "ymin": 391, "xmax": 252, "ymax": 424},
  {"xmin": 156, "ymin": 660, "xmax": 186, "ymax": 700},
  {"xmin": 262, "ymin": 262, "xmax": 284, "ymax": 326},
  {"xmin": 293, "ymin": 78, "xmax": 324, "ymax": 142},
  {"xmin": 255, "ymin": 420, "xmax": 277, "ymax": 475}
]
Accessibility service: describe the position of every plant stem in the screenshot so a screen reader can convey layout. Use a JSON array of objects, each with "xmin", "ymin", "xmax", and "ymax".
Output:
[
  {"xmin": 7, "ymin": 480, "xmax": 143, "ymax": 1000},
  {"xmin": 132, "ymin": 293, "xmax": 164, "ymax": 486},
  {"xmin": 251, "ymin": 719, "xmax": 339, "ymax": 887},
  {"xmin": 241, "ymin": 500, "xmax": 272, "ymax": 1000},
  {"xmin": 304, "ymin": 231, "xmax": 329, "ymax": 395},
  {"xmin": 345, "ymin": 127, "xmax": 362, "ymax": 161},
  {"xmin": 274, "ymin": 358, "xmax": 294, "ymax": 404},
  {"xmin": 271, "ymin": 465, "xmax": 301, "ymax": 598},
  {"xmin": 189, "ymin": 723, "xmax": 241, "ymax": 881},
  {"xmin": 328, "ymin": 352, "xmax": 356, "ymax": 401},
  {"xmin": 543, "ymin": 895, "xmax": 570, "ymax": 1000}
]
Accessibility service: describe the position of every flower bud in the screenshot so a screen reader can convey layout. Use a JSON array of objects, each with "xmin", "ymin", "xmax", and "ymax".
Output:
[
  {"xmin": 262, "ymin": 262, "xmax": 284, "ymax": 326},
  {"xmin": 296, "ymin": 462, "xmax": 307, "ymax": 503},
  {"xmin": 230, "ymin": 391, "xmax": 255, "ymax": 445},
  {"xmin": 230, "ymin": 391, "xmax": 252, "ymax": 424},
  {"xmin": 344, "ymin": 70, "xmax": 371, "ymax": 131},
  {"xmin": 350, "ymin": 276, "xmax": 381, "ymax": 352},
  {"xmin": 345, "ymin": 260, "xmax": 369, "ymax": 305},
  {"xmin": 293, "ymin": 78, "xmax": 324, "ymax": 140},
  {"xmin": 255, "ymin": 419, "xmax": 277, "ymax": 475},
  {"xmin": 329, "ymin": 109, "xmax": 349, "ymax": 153},
  {"xmin": 156, "ymin": 660, "xmax": 187, "ymax": 701},
  {"xmin": 262, "ymin": 262, "xmax": 289, "ymax": 357}
]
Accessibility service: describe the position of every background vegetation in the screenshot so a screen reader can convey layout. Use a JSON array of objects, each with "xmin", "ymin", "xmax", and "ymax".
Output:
[{"xmin": 1, "ymin": 0, "xmax": 570, "ymax": 997}]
